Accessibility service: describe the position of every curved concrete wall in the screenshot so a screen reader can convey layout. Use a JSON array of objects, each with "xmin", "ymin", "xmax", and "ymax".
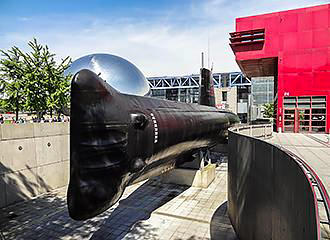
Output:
[
  {"xmin": 228, "ymin": 129, "xmax": 319, "ymax": 240},
  {"xmin": 0, "ymin": 123, "xmax": 69, "ymax": 208}
]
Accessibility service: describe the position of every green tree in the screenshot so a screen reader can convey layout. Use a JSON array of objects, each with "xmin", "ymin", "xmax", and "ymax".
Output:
[
  {"xmin": 18, "ymin": 39, "xmax": 48, "ymax": 118},
  {"xmin": 0, "ymin": 47, "xmax": 27, "ymax": 120},
  {"xmin": 19, "ymin": 39, "xmax": 71, "ymax": 118},
  {"xmin": 263, "ymin": 103, "xmax": 274, "ymax": 118},
  {"xmin": 0, "ymin": 97, "xmax": 6, "ymax": 113},
  {"xmin": 0, "ymin": 38, "xmax": 71, "ymax": 120},
  {"xmin": 42, "ymin": 47, "xmax": 71, "ymax": 118}
]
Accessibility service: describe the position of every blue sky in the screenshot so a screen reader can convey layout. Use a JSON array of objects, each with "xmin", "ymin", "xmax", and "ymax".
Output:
[{"xmin": 0, "ymin": 0, "xmax": 328, "ymax": 76}]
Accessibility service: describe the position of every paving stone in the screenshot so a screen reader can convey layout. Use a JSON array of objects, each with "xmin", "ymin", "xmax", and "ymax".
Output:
[
  {"xmin": 0, "ymin": 157, "xmax": 237, "ymax": 239},
  {"xmin": 268, "ymin": 133, "xmax": 330, "ymax": 238}
]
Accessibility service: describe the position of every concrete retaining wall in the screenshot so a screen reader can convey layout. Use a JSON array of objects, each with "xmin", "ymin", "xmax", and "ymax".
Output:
[{"xmin": 0, "ymin": 123, "xmax": 69, "ymax": 208}]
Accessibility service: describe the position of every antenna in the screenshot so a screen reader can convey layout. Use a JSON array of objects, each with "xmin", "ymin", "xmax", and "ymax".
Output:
[
  {"xmin": 201, "ymin": 52, "xmax": 204, "ymax": 68},
  {"xmin": 207, "ymin": 35, "xmax": 210, "ymax": 69}
]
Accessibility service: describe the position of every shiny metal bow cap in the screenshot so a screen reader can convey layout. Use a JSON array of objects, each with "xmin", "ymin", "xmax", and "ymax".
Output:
[{"xmin": 65, "ymin": 53, "xmax": 150, "ymax": 96}]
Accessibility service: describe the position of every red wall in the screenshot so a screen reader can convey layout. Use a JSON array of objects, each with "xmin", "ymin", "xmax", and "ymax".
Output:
[{"xmin": 233, "ymin": 4, "xmax": 330, "ymax": 133}]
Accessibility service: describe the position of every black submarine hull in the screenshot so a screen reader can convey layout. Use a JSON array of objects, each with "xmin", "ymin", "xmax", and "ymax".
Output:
[{"xmin": 68, "ymin": 69, "xmax": 239, "ymax": 220}]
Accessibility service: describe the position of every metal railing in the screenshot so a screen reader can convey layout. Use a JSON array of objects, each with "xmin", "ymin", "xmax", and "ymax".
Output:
[
  {"xmin": 233, "ymin": 125, "xmax": 330, "ymax": 228},
  {"xmin": 230, "ymin": 123, "xmax": 273, "ymax": 139},
  {"xmin": 285, "ymin": 149, "xmax": 330, "ymax": 227},
  {"xmin": 227, "ymin": 125, "xmax": 325, "ymax": 239}
]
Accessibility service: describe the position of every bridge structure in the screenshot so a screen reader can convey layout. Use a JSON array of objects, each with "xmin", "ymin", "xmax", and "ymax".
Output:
[
  {"xmin": 147, "ymin": 72, "xmax": 251, "ymax": 90},
  {"xmin": 147, "ymin": 72, "xmax": 251, "ymax": 104}
]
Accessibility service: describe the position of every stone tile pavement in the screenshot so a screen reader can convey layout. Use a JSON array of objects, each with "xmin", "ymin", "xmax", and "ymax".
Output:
[
  {"xmin": 268, "ymin": 133, "xmax": 330, "ymax": 198},
  {"xmin": 267, "ymin": 133, "xmax": 330, "ymax": 239},
  {"xmin": 0, "ymin": 160, "xmax": 237, "ymax": 240}
]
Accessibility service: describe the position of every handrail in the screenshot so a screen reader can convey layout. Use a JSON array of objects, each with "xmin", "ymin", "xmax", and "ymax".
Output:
[
  {"xmin": 231, "ymin": 123, "xmax": 273, "ymax": 139},
  {"xmin": 285, "ymin": 149, "xmax": 330, "ymax": 226},
  {"xmin": 276, "ymin": 146, "xmax": 321, "ymax": 239},
  {"xmin": 229, "ymin": 124, "xmax": 329, "ymax": 239}
]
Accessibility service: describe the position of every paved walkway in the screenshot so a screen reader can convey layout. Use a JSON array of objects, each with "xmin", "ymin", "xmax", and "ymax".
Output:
[
  {"xmin": 0, "ymin": 159, "xmax": 237, "ymax": 240},
  {"xmin": 267, "ymin": 133, "xmax": 330, "ymax": 238},
  {"xmin": 268, "ymin": 133, "xmax": 330, "ymax": 196}
]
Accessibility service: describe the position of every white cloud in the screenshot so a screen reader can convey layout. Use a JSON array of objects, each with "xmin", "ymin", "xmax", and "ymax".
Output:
[
  {"xmin": 1, "ymin": 0, "xmax": 329, "ymax": 77},
  {"xmin": 2, "ymin": 19, "xmax": 238, "ymax": 76}
]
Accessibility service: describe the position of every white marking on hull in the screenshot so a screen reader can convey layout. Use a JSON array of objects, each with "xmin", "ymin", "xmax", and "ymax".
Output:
[{"xmin": 150, "ymin": 113, "xmax": 159, "ymax": 143}]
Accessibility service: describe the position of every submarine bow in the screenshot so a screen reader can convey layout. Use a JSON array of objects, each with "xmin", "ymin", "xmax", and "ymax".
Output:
[{"xmin": 68, "ymin": 69, "xmax": 239, "ymax": 220}]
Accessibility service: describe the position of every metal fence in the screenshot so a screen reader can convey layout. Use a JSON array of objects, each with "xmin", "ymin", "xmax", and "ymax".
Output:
[
  {"xmin": 233, "ymin": 124, "xmax": 272, "ymax": 139},
  {"xmin": 228, "ymin": 125, "xmax": 321, "ymax": 239}
]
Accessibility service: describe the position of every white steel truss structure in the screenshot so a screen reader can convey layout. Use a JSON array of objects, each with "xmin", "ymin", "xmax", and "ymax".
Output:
[{"xmin": 147, "ymin": 72, "xmax": 250, "ymax": 90}]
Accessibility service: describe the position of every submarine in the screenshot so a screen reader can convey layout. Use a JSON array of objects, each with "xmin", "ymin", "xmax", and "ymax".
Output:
[{"xmin": 67, "ymin": 54, "xmax": 239, "ymax": 220}]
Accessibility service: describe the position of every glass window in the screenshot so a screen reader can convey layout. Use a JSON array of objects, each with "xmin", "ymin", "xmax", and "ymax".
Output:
[{"xmin": 222, "ymin": 91, "xmax": 227, "ymax": 101}]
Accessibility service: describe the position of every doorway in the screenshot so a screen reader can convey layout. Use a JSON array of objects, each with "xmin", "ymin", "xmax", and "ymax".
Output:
[{"xmin": 283, "ymin": 96, "xmax": 326, "ymax": 133}]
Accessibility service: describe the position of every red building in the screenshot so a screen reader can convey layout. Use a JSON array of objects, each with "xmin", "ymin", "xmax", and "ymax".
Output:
[{"xmin": 230, "ymin": 4, "xmax": 330, "ymax": 133}]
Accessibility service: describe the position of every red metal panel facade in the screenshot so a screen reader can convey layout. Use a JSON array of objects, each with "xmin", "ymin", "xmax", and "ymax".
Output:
[{"xmin": 231, "ymin": 4, "xmax": 330, "ymax": 133}]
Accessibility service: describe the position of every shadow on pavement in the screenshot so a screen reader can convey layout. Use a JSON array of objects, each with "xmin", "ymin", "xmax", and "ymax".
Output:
[
  {"xmin": 0, "ymin": 162, "xmax": 51, "ymax": 208},
  {"xmin": 210, "ymin": 201, "xmax": 238, "ymax": 240},
  {"xmin": 0, "ymin": 162, "xmax": 53, "ymax": 239},
  {"xmin": 0, "ymin": 157, "xmax": 236, "ymax": 239},
  {"xmin": 0, "ymin": 178, "xmax": 188, "ymax": 240},
  {"xmin": 91, "ymin": 179, "xmax": 189, "ymax": 239}
]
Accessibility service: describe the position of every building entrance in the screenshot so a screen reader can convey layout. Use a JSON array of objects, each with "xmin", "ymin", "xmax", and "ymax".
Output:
[{"xmin": 283, "ymin": 96, "xmax": 326, "ymax": 133}]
